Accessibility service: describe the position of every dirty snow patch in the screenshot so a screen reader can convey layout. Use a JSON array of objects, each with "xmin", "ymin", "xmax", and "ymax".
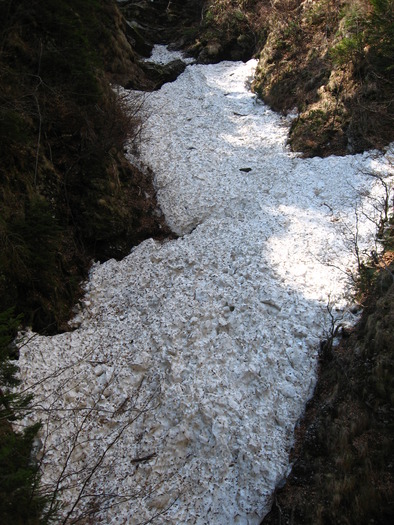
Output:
[{"xmin": 18, "ymin": 50, "xmax": 393, "ymax": 525}]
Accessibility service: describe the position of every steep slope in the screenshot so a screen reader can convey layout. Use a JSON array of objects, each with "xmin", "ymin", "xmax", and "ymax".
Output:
[
  {"xmin": 1, "ymin": 1, "xmax": 392, "ymax": 523},
  {"xmin": 253, "ymin": 0, "xmax": 394, "ymax": 157},
  {"xmin": 0, "ymin": 0, "xmax": 171, "ymax": 334},
  {"xmin": 171, "ymin": 0, "xmax": 394, "ymax": 157}
]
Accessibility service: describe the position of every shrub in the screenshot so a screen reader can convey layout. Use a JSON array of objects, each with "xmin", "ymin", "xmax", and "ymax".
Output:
[
  {"xmin": 0, "ymin": 309, "xmax": 47, "ymax": 525},
  {"xmin": 330, "ymin": 1, "xmax": 368, "ymax": 67},
  {"xmin": 367, "ymin": 0, "xmax": 394, "ymax": 74}
]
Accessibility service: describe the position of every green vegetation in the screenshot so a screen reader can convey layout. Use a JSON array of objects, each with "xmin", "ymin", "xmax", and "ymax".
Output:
[
  {"xmin": 330, "ymin": 0, "xmax": 394, "ymax": 83},
  {"xmin": 0, "ymin": 0, "xmax": 114, "ymax": 331},
  {"xmin": 0, "ymin": 309, "xmax": 48, "ymax": 524},
  {"xmin": 368, "ymin": 0, "xmax": 394, "ymax": 73},
  {"xmin": 190, "ymin": 0, "xmax": 264, "ymax": 61},
  {"xmin": 252, "ymin": 0, "xmax": 394, "ymax": 156}
]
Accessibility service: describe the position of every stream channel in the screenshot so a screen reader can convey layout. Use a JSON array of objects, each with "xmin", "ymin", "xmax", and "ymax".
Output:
[{"xmin": 18, "ymin": 46, "xmax": 393, "ymax": 524}]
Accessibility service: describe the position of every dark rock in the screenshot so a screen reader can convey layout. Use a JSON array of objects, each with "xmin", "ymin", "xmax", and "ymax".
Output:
[
  {"xmin": 139, "ymin": 59, "xmax": 187, "ymax": 89},
  {"xmin": 119, "ymin": 0, "xmax": 203, "ymax": 46},
  {"xmin": 198, "ymin": 42, "xmax": 223, "ymax": 64},
  {"xmin": 125, "ymin": 21, "xmax": 153, "ymax": 57}
]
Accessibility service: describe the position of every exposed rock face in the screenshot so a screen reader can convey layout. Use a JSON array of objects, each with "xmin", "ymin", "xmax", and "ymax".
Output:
[
  {"xmin": 118, "ymin": 0, "xmax": 204, "ymax": 47},
  {"xmin": 117, "ymin": 0, "xmax": 202, "ymax": 88}
]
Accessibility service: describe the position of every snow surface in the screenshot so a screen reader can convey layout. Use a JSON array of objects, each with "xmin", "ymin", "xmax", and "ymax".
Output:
[
  {"xmin": 145, "ymin": 44, "xmax": 195, "ymax": 65},
  {"xmin": 18, "ymin": 47, "xmax": 393, "ymax": 524}
]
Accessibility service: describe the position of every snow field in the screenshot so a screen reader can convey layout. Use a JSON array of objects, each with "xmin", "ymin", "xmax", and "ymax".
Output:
[{"xmin": 18, "ymin": 48, "xmax": 393, "ymax": 524}]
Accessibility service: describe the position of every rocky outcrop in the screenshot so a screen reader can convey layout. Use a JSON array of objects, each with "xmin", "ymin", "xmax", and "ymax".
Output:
[
  {"xmin": 124, "ymin": 20, "xmax": 153, "ymax": 57},
  {"xmin": 136, "ymin": 58, "xmax": 187, "ymax": 89},
  {"xmin": 118, "ymin": 0, "xmax": 204, "ymax": 49}
]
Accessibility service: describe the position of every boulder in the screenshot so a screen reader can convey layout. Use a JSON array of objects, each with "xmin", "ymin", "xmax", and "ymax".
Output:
[
  {"xmin": 125, "ymin": 21, "xmax": 153, "ymax": 57},
  {"xmin": 138, "ymin": 58, "xmax": 187, "ymax": 89}
]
